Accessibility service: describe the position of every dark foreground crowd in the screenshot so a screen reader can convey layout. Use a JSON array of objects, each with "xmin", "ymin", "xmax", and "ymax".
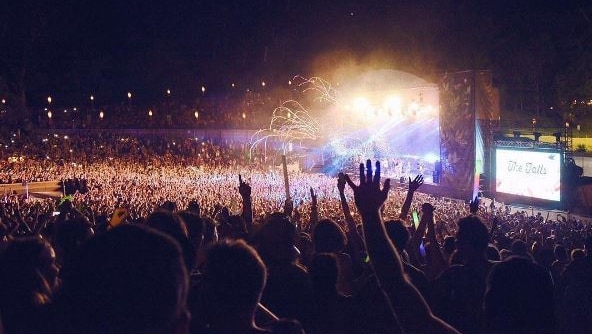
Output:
[{"xmin": 1, "ymin": 135, "xmax": 592, "ymax": 334}]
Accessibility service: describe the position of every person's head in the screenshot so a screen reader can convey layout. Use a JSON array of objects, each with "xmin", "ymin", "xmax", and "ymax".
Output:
[
  {"xmin": 510, "ymin": 239, "xmax": 528, "ymax": 256},
  {"xmin": 177, "ymin": 210, "xmax": 204, "ymax": 253},
  {"xmin": 201, "ymin": 217, "xmax": 218, "ymax": 245},
  {"xmin": 297, "ymin": 232, "xmax": 314, "ymax": 268},
  {"xmin": 147, "ymin": 210, "xmax": 188, "ymax": 239},
  {"xmin": 186, "ymin": 200, "xmax": 200, "ymax": 216},
  {"xmin": 57, "ymin": 224, "xmax": 189, "ymax": 334},
  {"xmin": 0, "ymin": 236, "xmax": 58, "ymax": 308},
  {"xmin": 456, "ymin": 215, "xmax": 490, "ymax": 262},
  {"xmin": 571, "ymin": 248, "xmax": 586, "ymax": 260},
  {"xmin": 199, "ymin": 240, "xmax": 266, "ymax": 324},
  {"xmin": 484, "ymin": 256, "xmax": 555, "ymax": 334},
  {"xmin": 160, "ymin": 200, "xmax": 177, "ymax": 212},
  {"xmin": 313, "ymin": 219, "xmax": 346, "ymax": 254},
  {"xmin": 54, "ymin": 217, "xmax": 94, "ymax": 265},
  {"xmin": 531, "ymin": 240, "xmax": 542, "ymax": 255},
  {"xmin": 553, "ymin": 244, "xmax": 567, "ymax": 262},
  {"xmin": 256, "ymin": 213, "xmax": 298, "ymax": 265},
  {"xmin": 218, "ymin": 214, "xmax": 248, "ymax": 240},
  {"xmin": 147, "ymin": 210, "xmax": 194, "ymax": 271},
  {"xmin": 385, "ymin": 219, "xmax": 410, "ymax": 253}
]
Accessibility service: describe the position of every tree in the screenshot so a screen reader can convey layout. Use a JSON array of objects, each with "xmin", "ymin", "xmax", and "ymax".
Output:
[{"xmin": 0, "ymin": 0, "xmax": 67, "ymax": 124}]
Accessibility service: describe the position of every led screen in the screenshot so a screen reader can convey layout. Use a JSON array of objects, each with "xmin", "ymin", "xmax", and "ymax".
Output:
[{"xmin": 495, "ymin": 148, "xmax": 561, "ymax": 201}]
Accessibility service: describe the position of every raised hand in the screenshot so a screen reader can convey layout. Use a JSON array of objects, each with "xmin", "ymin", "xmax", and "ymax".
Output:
[
  {"xmin": 408, "ymin": 175, "xmax": 424, "ymax": 192},
  {"xmin": 345, "ymin": 160, "xmax": 459, "ymax": 333},
  {"xmin": 469, "ymin": 196, "xmax": 479, "ymax": 214},
  {"xmin": 344, "ymin": 160, "xmax": 391, "ymax": 216},
  {"xmin": 337, "ymin": 172, "xmax": 346, "ymax": 193},
  {"xmin": 238, "ymin": 175, "xmax": 253, "ymax": 227},
  {"xmin": 310, "ymin": 187, "xmax": 318, "ymax": 208},
  {"xmin": 309, "ymin": 187, "xmax": 319, "ymax": 229},
  {"xmin": 238, "ymin": 174, "xmax": 251, "ymax": 198},
  {"xmin": 283, "ymin": 199, "xmax": 294, "ymax": 217}
]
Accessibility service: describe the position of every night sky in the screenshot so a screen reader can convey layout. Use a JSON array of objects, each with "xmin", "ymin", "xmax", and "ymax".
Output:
[{"xmin": 1, "ymin": 0, "xmax": 591, "ymax": 109}]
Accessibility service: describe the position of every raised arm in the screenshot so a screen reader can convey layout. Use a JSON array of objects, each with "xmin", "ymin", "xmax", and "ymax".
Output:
[
  {"xmin": 337, "ymin": 173, "xmax": 355, "ymax": 225},
  {"xmin": 422, "ymin": 203, "xmax": 447, "ymax": 277},
  {"xmin": 238, "ymin": 175, "xmax": 253, "ymax": 230},
  {"xmin": 399, "ymin": 175, "xmax": 423, "ymax": 220},
  {"xmin": 309, "ymin": 187, "xmax": 319, "ymax": 232},
  {"xmin": 407, "ymin": 199, "xmax": 430, "ymax": 267},
  {"xmin": 345, "ymin": 160, "xmax": 459, "ymax": 334},
  {"xmin": 337, "ymin": 172, "xmax": 364, "ymax": 260},
  {"xmin": 469, "ymin": 196, "xmax": 480, "ymax": 215}
]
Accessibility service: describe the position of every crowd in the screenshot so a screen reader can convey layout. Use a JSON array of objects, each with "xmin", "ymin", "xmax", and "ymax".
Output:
[{"xmin": 1, "ymin": 132, "xmax": 592, "ymax": 334}]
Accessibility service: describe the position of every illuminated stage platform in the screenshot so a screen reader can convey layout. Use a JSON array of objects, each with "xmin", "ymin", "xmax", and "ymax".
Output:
[{"xmin": 387, "ymin": 177, "xmax": 471, "ymax": 200}]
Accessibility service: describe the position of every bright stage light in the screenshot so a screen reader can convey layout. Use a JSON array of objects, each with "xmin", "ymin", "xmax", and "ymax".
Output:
[
  {"xmin": 384, "ymin": 97, "xmax": 402, "ymax": 117},
  {"xmin": 353, "ymin": 97, "xmax": 370, "ymax": 110},
  {"xmin": 384, "ymin": 96, "xmax": 401, "ymax": 111}
]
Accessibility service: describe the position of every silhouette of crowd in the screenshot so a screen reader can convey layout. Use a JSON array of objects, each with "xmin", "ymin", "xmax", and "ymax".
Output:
[{"xmin": 1, "ymin": 132, "xmax": 592, "ymax": 334}]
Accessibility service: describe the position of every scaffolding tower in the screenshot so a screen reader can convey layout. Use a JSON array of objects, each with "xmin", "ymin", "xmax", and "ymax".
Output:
[{"xmin": 563, "ymin": 123, "xmax": 573, "ymax": 161}]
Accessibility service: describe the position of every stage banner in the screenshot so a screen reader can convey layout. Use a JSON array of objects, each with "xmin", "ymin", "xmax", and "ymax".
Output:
[
  {"xmin": 475, "ymin": 70, "xmax": 500, "ymax": 121},
  {"xmin": 439, "ymin": 71, "xmax": 476, "ymax": 192}
]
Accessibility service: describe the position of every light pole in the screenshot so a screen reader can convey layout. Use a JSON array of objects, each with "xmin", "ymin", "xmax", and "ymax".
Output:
[{"xmin": 47, "ymin": 96, "xmax": 52, "ymax": 127}]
